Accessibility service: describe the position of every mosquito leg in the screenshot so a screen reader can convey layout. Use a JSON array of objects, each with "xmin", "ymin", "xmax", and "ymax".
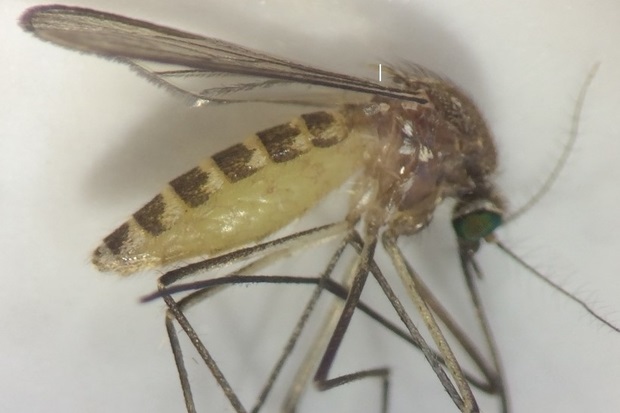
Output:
[
  {"xmin": 459, "ymin": 250, "xmax": 510, "ymax": 413},
  {"xmin": 281, "ymin": 300, "xmax": 347, "ymax": 412},
  {"xmin": 250, "ymin": 232, "xmax": 354, "ymax": 413},
  {"xmin": 282, "ymin": 230, "xmax": 382, "ymax": 412},
  {"xmin": 382, "ymin": 230, "xmax": 477, "ymax": 413},
  {"xmin": 162, "ymin": 291, "xmax": 247, "ymax": 412},
  {"xmin": 307, "ymin": 225, "xmax": 476, "ymax": 411},
  {"xmin": 382, "ymin": 230, "xmax": 512, "ymax": 411},
  {"xmin": 346, "ymin": 233, "xmax": 495, "ymax": 393},
  {"xmin": 156, "ymin": 223, "xmax": 501, "ymax": 413},
  {"xmin": 163, "ymin": 273, "xmax": 397, "ymax": 413},
  {"xmin": 311, "ymin": 233, "xmax": 393, "ymax": 413},
  {"xmin": 295, "ymin": 227, "xmax": 471, "ymax": 413},
  {"xmin": 159, "ymin": 222, "xmax": 350, "ymax": 413},
  {"xmin": 396, "ymin": 253, "xmax": 503, "ymax": 395},
  {"xmin": 158, "ymin": 261, "xmax": 502, "ymax": 412},
  {"xmin": 307, "ymin": 228, "xmax": 471, "ymax": 411},
  {"xmin": 164, "ymin": 308, "xmax": 197, "ymax": 413},
  {"xmin": 158, "ymin": 261, "xmax": 497, "ymax": 405},
  {"xmin": 159, "ymin": 222, "xmax": 348, "ymax": 288}
]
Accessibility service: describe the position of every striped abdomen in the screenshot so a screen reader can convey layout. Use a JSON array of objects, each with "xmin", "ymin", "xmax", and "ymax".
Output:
[{"xmin": 92, "ymin": 110, "xmax": 368, "ymax": 274}]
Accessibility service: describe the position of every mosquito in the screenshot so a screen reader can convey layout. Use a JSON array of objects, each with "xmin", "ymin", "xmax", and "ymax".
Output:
[{"xmin": 20, "ymin": 5, "xmax": 618, "ymax": 413}]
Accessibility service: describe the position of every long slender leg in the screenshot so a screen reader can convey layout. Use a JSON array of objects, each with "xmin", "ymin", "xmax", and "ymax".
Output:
[
  {"xmin": 312, "ymin": 234, "xmax": 392, "ymax": 404},
  {"xmin": 160, "ymin": 223, "xmax": 350, "ymax": 413},
  {"xmin": 283, "ymin": 229, "xmax": 390, "ymax": 412},
  {"xmin": 162, "ymin": 291, "xmax": 246, "ymax": 412},
  {"xmin": 397, "ymin": 254, "xmax": 503, "ymax": 395},
  {"xmin": 166, "ymin": 239, "xmax": 392, "ymax": 412},
  {"xmin": 383, "ymin": 231, "xmax": 509, "ymax": 411},
  {"xmin": 163, "ymin": 226, "xmax": 398, "ymax": 413},
  {"xmin": 280, "ymin": 235, "xmax": 361, "ymax": 412},
  {"xmin": 159, "ymin": 222, "xmax": 348, "ymax": 289},
  {"xmin": 346, "ymin": 231, "xmax": 500, "ymax": 395},
  {"xmin": 250, "ymin": 233, "xmax": 354, "ymax": 413},
  {"xmin": 157, "ymin": 230, "xmax": 500, "ymax": 392},
  {"xmin": 459, "ymin": 250, "xmax": 510, "ymax": 413},
  {"xmin": 382, "ymin": 230, "xmax": 478, "ymax": 413},
  {"xmin": 157, "ymin": 222, "xmax": 511, "ymax": 412},
  {"xmin": 310, "ymin": 228, "xmax": 474, "ymax": 413}
]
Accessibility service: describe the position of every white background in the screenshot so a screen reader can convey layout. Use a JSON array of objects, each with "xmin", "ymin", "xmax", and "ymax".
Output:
[{"xmin": 2, "ymin": 0, "xmax": 620, "ymax": 412}]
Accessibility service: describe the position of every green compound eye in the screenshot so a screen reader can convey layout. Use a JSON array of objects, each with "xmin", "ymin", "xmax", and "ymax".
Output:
[{"xmin": 452, "ymin": 210, "xmax": 502, "ymax": 242}]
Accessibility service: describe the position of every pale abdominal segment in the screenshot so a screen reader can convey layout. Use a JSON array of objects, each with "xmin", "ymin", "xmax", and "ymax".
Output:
[{"xmin": 93, "ymin": 110, "xmax": 369, "ymax": 274}]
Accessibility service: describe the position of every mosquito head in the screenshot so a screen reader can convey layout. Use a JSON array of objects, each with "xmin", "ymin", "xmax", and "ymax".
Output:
[{"xmin": 451, "ymin": 189, "xmax": 504, "ymax": 253}]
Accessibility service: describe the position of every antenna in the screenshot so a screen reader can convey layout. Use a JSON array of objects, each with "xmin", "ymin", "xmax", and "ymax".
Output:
[{"xmin": 504, "ymin": 63, "xmax": 600, "ymax": 224}]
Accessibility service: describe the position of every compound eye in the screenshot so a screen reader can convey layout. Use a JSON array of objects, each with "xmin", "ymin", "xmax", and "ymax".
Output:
[{"xmin": 452, "ymin": 210, "xmax": 502, "ymax": 242}]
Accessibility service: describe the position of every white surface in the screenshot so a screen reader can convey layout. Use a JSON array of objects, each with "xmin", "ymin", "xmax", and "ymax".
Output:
[{"xmin": 3, "ymin": 0, "xmax": 620, "ymax": 412}]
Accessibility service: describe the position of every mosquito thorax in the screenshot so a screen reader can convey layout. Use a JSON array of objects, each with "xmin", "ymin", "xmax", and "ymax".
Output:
[{"xmin": 358, "ymin": 75, "xmax": 501, "ymax": 241}]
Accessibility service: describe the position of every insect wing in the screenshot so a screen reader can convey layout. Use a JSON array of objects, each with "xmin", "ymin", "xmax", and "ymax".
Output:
[
  {"xmin": 21, "ymin": 5, "xmax": 431, "ymax": 105},
  {"xmin": 127, "ymin": 60, "xmax": 376, "ymax": 107}
]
